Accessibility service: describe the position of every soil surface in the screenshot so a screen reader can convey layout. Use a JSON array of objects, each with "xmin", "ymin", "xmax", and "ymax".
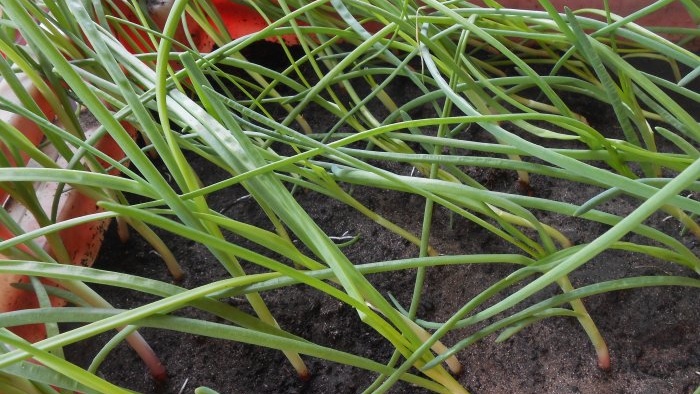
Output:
[{"xmin": 64, "ymin": 42, "xmax": 700, "ymax": 393}]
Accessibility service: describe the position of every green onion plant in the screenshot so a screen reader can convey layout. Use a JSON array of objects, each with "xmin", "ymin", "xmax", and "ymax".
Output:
[{"xmin": 0, "ymin": 0, "xmax": 698, "ymax": 392}]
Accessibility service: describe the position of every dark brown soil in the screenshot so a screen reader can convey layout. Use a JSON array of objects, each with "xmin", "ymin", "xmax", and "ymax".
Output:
[{"xmin": 64, "ymin": 43, "xmax": 700, "ymax": 393}]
